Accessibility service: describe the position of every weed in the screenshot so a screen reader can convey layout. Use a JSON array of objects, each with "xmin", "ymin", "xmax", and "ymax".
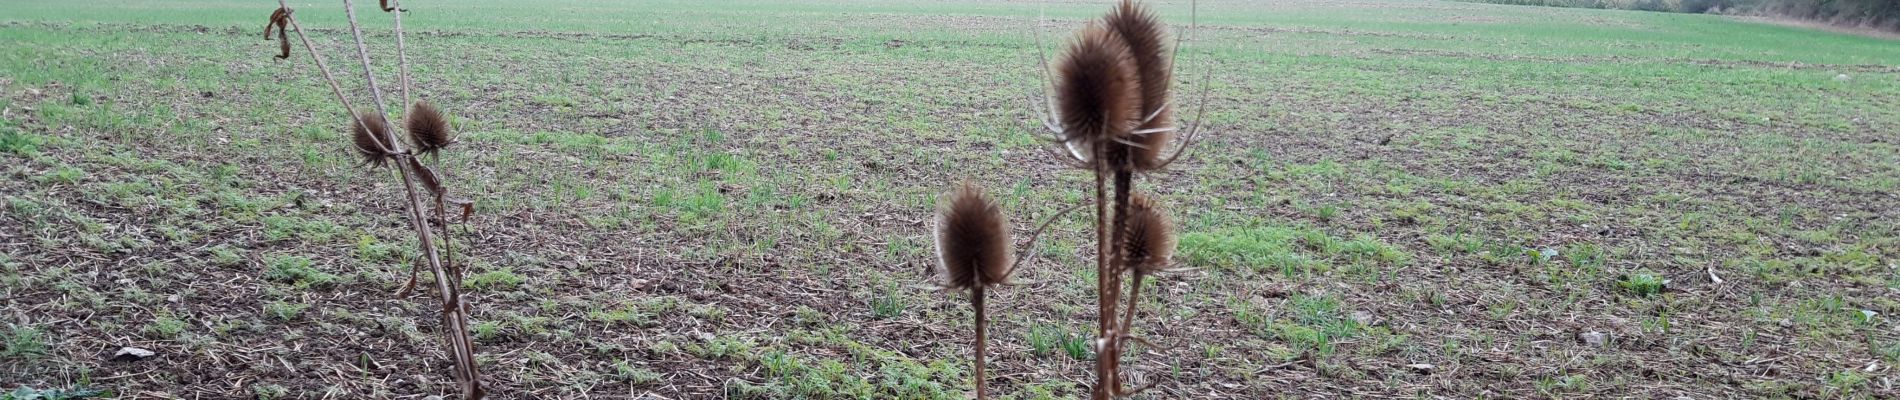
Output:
[
  {"xmin": 1618, "ymin": 270, "xmax": 1665, "ymax": 297},
  {"xmin": 1, "ymin": 325, "xmax": 49, "ymax": 359},
  {"xmin": 0, "ymin": 128, "xmax": 42, "ymax": 155},
  {"xmin": 1060, "ymin": 329, "xmax": 1093, "ymax": 360},
  {"xmin": 264, "ymin": 301, "xmax": 308, "ymax": 321},
  {"xmin": 1027, "ymin": 325, "xmax": 1064, "ymax": 358},
  {"xmin": 148, "ymin": 313, "xmax": 188, "ymax": 339},
  {"xmin": 611, "ymin": 360, "xmax": 662, "ymax": 385},
  {"xmin": 466, "ymin": 267, "xmax": 523, "ymax": 290},
  {"xmin": 870, "ymin": 284, "xmax": 907, "ymax": 320},
  {"xmin": 250, "ymin": 384, "xmax": 288, "ymax": 400},
  {"xmin": 264, "ymin": 255, "xmax": 338, "ymax": 287}
]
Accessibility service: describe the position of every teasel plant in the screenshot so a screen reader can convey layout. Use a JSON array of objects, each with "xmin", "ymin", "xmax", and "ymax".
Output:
[
  {"xmin": 265, "ymin": 0, "xmax": 484, "ymax": 398},
  {"xmin": 1026, "ymin": 0, "xmax": 1209, "ymax": 397},
  {"xmin": 928, "ymin": 181, "xmax": 1081, "ymax": 399}
]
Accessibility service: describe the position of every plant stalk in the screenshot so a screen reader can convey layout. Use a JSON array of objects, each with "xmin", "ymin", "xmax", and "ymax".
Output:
[
  {"xmin": 1091, "ymin": 147, "xmax": 1120, "ymax": 400},
  {"xmin": 390, "ymin": 0, "xmax": 411, "ymax": 108},
  {"xmin": 973, "ymin": 285, "xmax": 989, "ymax": 400},
  {"xmin": 340, "ymin": 0, "xmax": 483, "ymax": 396},
  {"xmin": 1106, "ymin": 167, "xmax": 1133, "ymax": 393}
]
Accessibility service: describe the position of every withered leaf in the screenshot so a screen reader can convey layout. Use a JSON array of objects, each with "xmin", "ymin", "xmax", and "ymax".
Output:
[{"xmin": 406, "ymin": 157, "xmax": 446, "ymax": 199}]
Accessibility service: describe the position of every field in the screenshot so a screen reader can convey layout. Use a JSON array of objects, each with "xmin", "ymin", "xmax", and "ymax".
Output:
[{"xmin": 2, "ymin": 0, "xmax": 1897, "ymax": 398}]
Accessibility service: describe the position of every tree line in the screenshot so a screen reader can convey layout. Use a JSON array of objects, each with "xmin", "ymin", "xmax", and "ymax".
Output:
[{"xmin": 1459, "ymin": 0, "xmax": 1900, "ymax": 31}]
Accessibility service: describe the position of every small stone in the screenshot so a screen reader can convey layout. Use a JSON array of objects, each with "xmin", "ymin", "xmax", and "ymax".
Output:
[
  {"xmin": 1862, "ymin": 310, "xmax": 1879, "ymax": 321},
  {"xmin": 1405, "ymin": 363, "xmax": 1435, "ymax": 374},
  {"xmin": 1351, "ymin": 311, "xmax": 1377, "ymax": 326},
  {"xmin": 112, "ymin": 347, "xmax": 156, "ymax": 361},
  {"xmin": 1578, "ymin": 331, "xmax": 1608, "ymax": 347},
  {"xmin": 1835, "ymin": 74, "xmax": 1851, "ymax": 82}
]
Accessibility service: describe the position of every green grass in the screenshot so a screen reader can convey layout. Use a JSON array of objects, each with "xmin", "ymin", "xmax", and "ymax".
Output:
[
  {"xmin": 1, "ymin": 0, "xmax": 1895, "ymax": 397},
  {"xmin": 1, "ymin": 325, "xmax": 49, "ymax": 359}
]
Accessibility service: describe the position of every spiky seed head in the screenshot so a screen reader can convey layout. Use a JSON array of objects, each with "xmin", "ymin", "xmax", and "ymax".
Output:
[
  {"xmin": 1054, "ymin": 23, "xmax": 1141, "ymax": 165},
  {"xmin": 935, "ymin": 181, "xmax": 1014, "ymax": 289},
  {"xmin": 350, "ymin": 111, "xmax": 392, "ymax": 168},
  {"xmin": 1122, "ymin": 193, "xmax": 1176, "ymax": 274},
  {"xmin": 1106, "ymin": 0, "xmax": 1174, "ymax": 171},
  {"xmin": 406, "ymin": 101, "xmax": 451, "ymax": 155},
  {"xmin": 1105, "ymin": 0, "xmax": 1171, "ymax": 119}
]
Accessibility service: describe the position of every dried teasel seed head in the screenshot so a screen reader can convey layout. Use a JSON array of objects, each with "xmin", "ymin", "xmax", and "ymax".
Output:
[
  {"xmin": 350, "ymin": 111, "xmax": 393, "ymax": 168},
  {"xmin": 1055, "ymin": 23, "xmax": 1141, "ymax": 165},
  {"xmin": 935, "ymin": 181, "xmax": 1014, "ymax": 289},
  {"xmin": 1105, "ymin": 0, "xmax": 1174, "ymax": 171},
  {"xmin": 406, "ymin": 101, "xmax": 451, "ymax": 155},
  {"xmin": 1121, "ymin": 193, "xmax": 1176, "ymax": 274}
]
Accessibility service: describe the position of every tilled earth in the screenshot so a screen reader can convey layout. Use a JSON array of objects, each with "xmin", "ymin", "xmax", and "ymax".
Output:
[{"xmin": 2, "ymin": 0, "xmax": 1898, "ymax": 398}]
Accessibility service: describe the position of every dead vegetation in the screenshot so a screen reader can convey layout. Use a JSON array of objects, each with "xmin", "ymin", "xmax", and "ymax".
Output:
[{"xmin": 267, "ymin": 0, "xmax": 483, "ymax": 397}]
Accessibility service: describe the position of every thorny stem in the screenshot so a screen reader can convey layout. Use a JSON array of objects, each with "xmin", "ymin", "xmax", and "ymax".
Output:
[
  {"xmin": 1119, "ymin": 271, "xmax": 1146, "ymax": 346},
  {"xmin": 1091, "ymin": 147, "xmax": 1120, "ymax": 400},
  {"xmin": 1107, "ymin": 167, "xmax": 1133, "ymax": 393},
  {"xmin": 390, "ymin": 0, "xmax": 411, "ymax": 108},
  {"xmin": 342, "ymin": 0, "xmax": 392, "ymax": 119},
  {"xmin": 973, "ymin": 285, "xmax": 989, "ymax": 400}
]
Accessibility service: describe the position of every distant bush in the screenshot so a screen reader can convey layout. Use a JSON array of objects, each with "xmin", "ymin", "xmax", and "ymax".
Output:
[{"xmin": 1457, "ymin": 0, "xmax": 1900, "ymax": 31}]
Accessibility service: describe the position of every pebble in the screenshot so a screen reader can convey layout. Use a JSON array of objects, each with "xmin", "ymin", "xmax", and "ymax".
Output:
[{"xmin": 1578, "ymin": 331, "xmax": 1608, "ymax": 347}]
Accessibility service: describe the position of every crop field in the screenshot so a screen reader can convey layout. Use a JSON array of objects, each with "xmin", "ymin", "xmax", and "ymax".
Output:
[{"xmin": 2, "ymin": 0, "xmax": 1897, "ymax": 398}]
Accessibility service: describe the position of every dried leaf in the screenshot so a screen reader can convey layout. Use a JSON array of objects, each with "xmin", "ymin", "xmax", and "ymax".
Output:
[
  {"xmin": 266, "ymin": 8, "xmax": 290, "ymax": 60},
  {"xmin": 407, "ymin": 157, "xmax": 447, "ymax": 199}
]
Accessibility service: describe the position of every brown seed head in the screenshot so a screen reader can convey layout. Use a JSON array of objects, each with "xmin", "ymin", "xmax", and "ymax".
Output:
[
  {"xmin": 1054, "ymin": 23, "xmax": 1141, "ymax": 165},
  {"xmin": 1106, "ymin": 0, "xmax": 1174, "ymax": 171},
  {"xmin": 1121, "ymin": 193, "xmax": 1176, "ymax": 274},
  {"xmin": 350, "ymin": 111, "xmax": 393, "ymax": 168},
  {"xmin": 406, "ymin": 101, "xmax": 451, "ymax": 155},
  {"xmin": 935, "ymin": 181, "xmax": 1014, "ymax": 289}
]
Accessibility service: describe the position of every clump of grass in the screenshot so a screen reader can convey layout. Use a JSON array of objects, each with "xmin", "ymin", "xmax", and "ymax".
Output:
[
  {"xmin": 265, "ymin": 301, "xmax": 309, "ymax": 321},
  {"xmin": 1619, "ymin": 270, "xmax": 1666, "ymax": 296},
  {"xmin": 1, "ymin": 324, "xmax": 49, "ymax": 359},
  {"xmin": 264, "ymin": 255, "xmax": 337, "ymax": 287}
]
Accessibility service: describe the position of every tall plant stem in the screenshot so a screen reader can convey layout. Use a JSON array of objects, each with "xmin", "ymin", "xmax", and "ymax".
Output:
[
  {"xmin": 1107, "ymin": 168, "xmax": 1133, "ymax": 393},
  {"xmin": 390, "ymin": 0, "xmax": 411, "ymax": 107},
  {"xmin": 343, "ymin": 0, "xmax": 483, "ymax": 396},
  {"xmin": 973, "ymin": 285, "xmax": 989, "ymax": 400},
  {"xmin": 1091, "ymin": 151, "xmax": 1122, "ymax": 400}
]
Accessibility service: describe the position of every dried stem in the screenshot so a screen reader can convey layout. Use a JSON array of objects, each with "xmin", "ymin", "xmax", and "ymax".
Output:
[
  {"xmin": 390, "ymin": 0, "xmax": 411, "ymax": 108},
  {"xmin": 972, "ymin": 285, "xmax": 989, "ymax": 400},
  {"xmin": 282, "ymin": 0, "xmax": 484, "ymax": 396},
  {"xmin": 341, "ymin": 0, "xmax": 392, "ymax": 118},
  {"xmin": 1106, "ymin": 167, "xmax": 1133, "ymax": 393},
  {"xmin": 1119, "ymin": 271, "xmax": 1146, "ymax": 341},
  {"xmin": 1091, "ymin": 148, "xmax": 1120, "ymax": 400}
]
